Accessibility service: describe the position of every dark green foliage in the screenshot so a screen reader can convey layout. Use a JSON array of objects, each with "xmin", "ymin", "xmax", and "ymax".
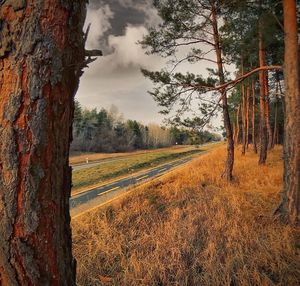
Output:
[{"xmin": 71, "ymin": 101, "xmax": 220, "ymax": 153}]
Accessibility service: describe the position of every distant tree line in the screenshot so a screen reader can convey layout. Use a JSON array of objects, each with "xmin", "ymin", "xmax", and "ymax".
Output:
[{"xmin": 71, "ymin": 101, "xmax": 221, "ymax": 152}]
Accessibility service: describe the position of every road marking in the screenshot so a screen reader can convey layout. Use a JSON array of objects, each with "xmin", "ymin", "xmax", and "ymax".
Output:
[
  {"xmin": 136, "ymin": 175, "xmax": 148, "ymax": 181},
  {"xmin": 97, "ymin": 186, "xmax": 120, "ymax": 196},
  {"xmin": 159, "ymin": 168, "xmax": 167, "ymax": 172}
]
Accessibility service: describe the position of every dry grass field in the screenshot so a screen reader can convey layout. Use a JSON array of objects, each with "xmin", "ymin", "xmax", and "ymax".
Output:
[{"xmin": 72, "ymin": 146, "xmax": 300, "ymax": 286}]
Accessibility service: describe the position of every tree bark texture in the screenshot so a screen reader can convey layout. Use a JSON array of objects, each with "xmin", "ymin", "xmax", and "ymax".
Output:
[
  {"xmin": 258, "ymin": 22, "xmax": 268, "ymax": 164},
  {"xmin": 0, "ymin": 1, "xmax": 86, "ymax": 285},
  {"xmin": 211, "ymin": 1, "xmax": 234, "ymax": 181},
  {"xmin": 278, "ymin": 0, "xmax": 300, "ymax": 224}
]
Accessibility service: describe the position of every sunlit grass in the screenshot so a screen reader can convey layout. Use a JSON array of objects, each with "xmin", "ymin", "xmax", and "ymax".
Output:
[{"xmin": 72, "ymin": 145, "xmax": 299, "ymax": 285}]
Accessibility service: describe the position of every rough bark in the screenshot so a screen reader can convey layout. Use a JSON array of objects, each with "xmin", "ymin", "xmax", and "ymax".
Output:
[
  {"xmin": 275, "ymin": 0, "xmax": 300, "ymax": 225},
  {"xmin": 251, "ymin": 80, "xmax": 258, "ymax": 153},
  {"xmin": 0, "ymin": 1, "xmax": 86, "ymax": 285},
  {"xmin": 212, "ymin": 2, "xmax": 234, "ymax": 181},
  {"xmin": 258, "ymin": 21, "xmax": 268, "ymax": 164}
]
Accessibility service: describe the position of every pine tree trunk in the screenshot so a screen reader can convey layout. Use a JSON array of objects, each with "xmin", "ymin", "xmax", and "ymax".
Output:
[
  {"xmin": 235, "ymin": 105, "xmax": 241, "ymax": 145},
  {"xmin": 273, "ymin": 85, "xmax": 279, "ymax": 146},
  {"xmin": 252, "ymin": 80, "xmax": 258, "ymax": 153},
  {"xmin": 265, "ymin": 73, "xmax": 273, "ymax": 149},
  {"xmin": 242, "ymin": 82, "xmax": 246, "ymax": 155},
  {"xmin": 258, "ymin": 22, "xmax": 268, "ymax": 164},
  {"xmin": 275, "ymin": 0, "xmax": 300, "ymax": 225},
  {"xmin": 246, "ymin": 84, "xmax": 250, "ymax": 149},
  {"xmin": 0, "ymin": 1, "xmax": 86, "ymax": 284},
  {"xmin": 233, "ymin": 122, "xmax": 236, "ymax": 143},
  {"xmin": 212, "ymin": 2, "xmax": 234, "ymax": 181}
]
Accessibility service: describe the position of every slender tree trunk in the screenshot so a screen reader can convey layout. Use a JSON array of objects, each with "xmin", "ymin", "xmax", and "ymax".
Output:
[
  {"xmin": 242, "ymin": 81, "xmax": 246, "ymax": 155},
  {"xmin": 252, "ymin": 80, "xmax": 258, "ymax": 153},
  {"xmin": 235, "ymin": 105, "xmax": 241, "ymax": 145},
  {"xmin": 275, "ymin": 0, "xmax": 300, "ymax": 225},
  {"xmin": 273, "ymin": 84, "xmax": 279, "ymax": 146},
  {"xmin": 0, "ymin": 1, "xmax": 86, "ymax": 285},
  {"xmin": 212, "ymin": 2, "xmax": 234, "ymax": 181},
  {"xmin": 265, "ymin": 72, "xmax": 273, "ymax": 149},
  {"xmin": 279, "ymin": 79, "xmax": 285, "ymax": 117},
  {"xmin": 233, "ymin": 122, "xmax": 236, "ymax": 143},
  {"xmin": 246, "ymin": 84, "xmax": 250, "ymax": 149},
  {"xmin": 258, "ymin": 21, "xmax": 268, "ymax": 164},
  {"xmin": 273, "ymin": 100, "xmax": 278, "ymax": 146}
]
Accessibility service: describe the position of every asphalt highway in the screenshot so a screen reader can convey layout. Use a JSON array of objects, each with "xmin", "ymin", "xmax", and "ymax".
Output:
[{"xmin": 70, "ymin": 155, "xmax": 196, "ymax": 218}]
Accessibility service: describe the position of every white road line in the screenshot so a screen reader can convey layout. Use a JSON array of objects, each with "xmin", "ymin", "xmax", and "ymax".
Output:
[
  {"xmin": 97, "ymin": 186, "xmax": 120, "ymax": 196},
  {"xmin": 136, "ymin": 175, "xmax": 148, "ymax": 181}
]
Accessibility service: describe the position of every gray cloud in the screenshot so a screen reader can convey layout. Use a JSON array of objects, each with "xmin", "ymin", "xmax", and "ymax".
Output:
[
  {"xmin": 76, "ymin": 1, "xmax": 166, "ymax": 124},
  {"xmin": 77, "ymin": 1, "xmax": 227, "ymax": 128},
  {"xmin": 86, "ymin": 0, "xmax": 160, "ymax": 53}
]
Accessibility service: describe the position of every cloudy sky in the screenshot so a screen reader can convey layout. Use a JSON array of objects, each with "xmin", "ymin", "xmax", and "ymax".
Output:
[{"xmin": 76, "ymin": 0, "xmax": 229, "ymax": 127}]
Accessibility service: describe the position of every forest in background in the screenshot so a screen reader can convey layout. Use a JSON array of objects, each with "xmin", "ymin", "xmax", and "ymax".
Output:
[{"xmin": 71, "ymin": 101, "xmax": 222, "ymax": 153}]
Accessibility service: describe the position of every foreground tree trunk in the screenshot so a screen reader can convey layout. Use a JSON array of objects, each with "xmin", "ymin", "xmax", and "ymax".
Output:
[
  {"xmin": 276, "ymin": 0, "xmax": 300, "ymax": 224},
  {"xmin": 0, "ymin": 1, "xmax": 86, "ymax": 284},
  {"xmin": 258, "ymin": 22, "xmax": 268, "ymax": 164},
  {"xmin": 212, "ymin": 2, "xmax": 234, "ymax": 181}
]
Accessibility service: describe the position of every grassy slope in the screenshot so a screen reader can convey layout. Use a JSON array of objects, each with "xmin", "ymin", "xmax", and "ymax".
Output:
[
  {"xmin": 72, "ymin": 146, "xmax": 300, "ymax": 286},
  {"xmin": 70, "ymin": 145, "xmax": 195, "ymax": 165},
  {"xmin": 72, "ymin": 145, "xmax": 217, "ymax": 193}
]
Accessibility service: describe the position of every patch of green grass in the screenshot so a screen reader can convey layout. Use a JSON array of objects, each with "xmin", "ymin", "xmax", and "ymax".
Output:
[{"xmin": 72, "ymin": 149, "xmax": 203, "ymax": 191}]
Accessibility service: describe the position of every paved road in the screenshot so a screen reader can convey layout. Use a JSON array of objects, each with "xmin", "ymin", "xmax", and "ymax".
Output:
[{"xmin": 70, "ymin": 155, "xmax": 198, "ymax": 218}]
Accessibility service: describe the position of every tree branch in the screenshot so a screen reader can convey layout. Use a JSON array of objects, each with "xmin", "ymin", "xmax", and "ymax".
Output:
[
  {"xmin": 184, "ymin": 65, "xmax": 283, "ymax": 92},
  {"xmin": 85, "ymin": 49, "xmax": 103, "ymax": 57}
]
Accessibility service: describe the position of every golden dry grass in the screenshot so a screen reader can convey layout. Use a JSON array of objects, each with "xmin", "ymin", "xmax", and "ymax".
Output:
[{"xmin": 72, "ymin": 146, "xmax": 300, "ymax": 286}]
